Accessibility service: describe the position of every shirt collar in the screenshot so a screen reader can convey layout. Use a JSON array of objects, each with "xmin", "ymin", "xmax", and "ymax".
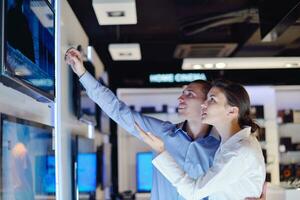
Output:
[
  {"xmin": 221, "ymin": 126, "xmax": 252, "ymax": 147},
  {"xmin": 175, "ymin": 121, "xmax": 220, "ymax": 141},
  {"xmin": 209, "ymin": 127, "xmax": 221, "ymax": 141}
]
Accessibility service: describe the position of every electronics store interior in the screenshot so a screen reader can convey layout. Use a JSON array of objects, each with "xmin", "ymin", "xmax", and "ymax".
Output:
[{"xmin": 1, "ymin": 0, "xmax": 300, "ymax": 200}]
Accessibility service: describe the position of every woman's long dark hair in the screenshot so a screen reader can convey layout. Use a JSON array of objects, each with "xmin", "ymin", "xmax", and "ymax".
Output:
[{"xmin": 211, "ymin": 80, "xmax": 259, "ymax": 133}]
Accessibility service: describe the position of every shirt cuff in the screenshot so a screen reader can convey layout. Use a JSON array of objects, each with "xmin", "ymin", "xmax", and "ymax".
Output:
[
  {"xmin": 152, "ymin": 151, "xmax": 185, "ymax": 184},
  {"xmin": 79, "ymin": 71, "xmax": 99, "ymax": 89}
]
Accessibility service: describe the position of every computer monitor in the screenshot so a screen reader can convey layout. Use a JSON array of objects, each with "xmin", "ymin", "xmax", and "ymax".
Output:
[
  {"xmin": 136, "ymin": 152, "xmax": 153, "ymax": 193},
  {"xmin": 0, "ymin": 113, "xmax": 54, "ymax": 199}
]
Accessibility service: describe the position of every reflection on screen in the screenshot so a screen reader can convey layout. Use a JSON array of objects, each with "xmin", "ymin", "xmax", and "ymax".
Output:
[
  {"xmin": 136, "ymin": 152, "xmax": 153, "ymax": 192},
  {"xmin": 77, "ymin": 153, "xmax": 97, "ymax": 193},
  {"xmin": 1, "ymin": 118, "xmax": 54, "ymax": 199},
  {"xmin": 5, "ymin": 0, "xmax": 55, "ymax": 94}
]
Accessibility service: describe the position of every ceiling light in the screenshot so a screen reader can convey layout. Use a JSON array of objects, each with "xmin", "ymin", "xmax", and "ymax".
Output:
[
  {"xmin": 204, "ymin": 63, "xmax": 214, "ymax": 69},
  {"xmin": 92, "ymin": 0, "xmax": 137, "ymax": 25},
  {"xmin": 182, "ymin": 57, "xmax": 300, "ymax": 70},
  {"xmin": 285, "ymin": 63, "xmax": 299, "ymax": 68},
  {"xmin": 192, "ymin": 64, "xmax": 203, "ymax": 69},
  {"xmin": 108, "ymin": 43, "xmax": 141, "ymax": 61},
  {"xmin": 107, "ymin": 11, "xmax": 125, "ymax": 17},
  {"xmin": 215, "ymin": 62, "xmax": 227, "ymax": 69}
]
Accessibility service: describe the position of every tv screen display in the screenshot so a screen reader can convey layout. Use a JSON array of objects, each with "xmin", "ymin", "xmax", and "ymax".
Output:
[
  {"xmin": 136, "ymin": 152, "xmax": 153, "ymax": 193},
  {"xmin": 35, "ymin": 155, "xmax": 55, "ymax": 194},
  {"xmin": 0, "ymin": 113, "xmax": 54, "ymax": 199},
  {"xmin": 77, "ymin": 153, "xmax": 97, "ymax": 193},
  {"xmin": 1, "ymin": 0, "xmax": 55, "ymax": 102}
]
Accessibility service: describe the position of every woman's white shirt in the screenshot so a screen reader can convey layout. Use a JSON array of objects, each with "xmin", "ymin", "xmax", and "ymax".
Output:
[{"xmin": 152, "ymin": 127, "xmax": 266, "ymax": 200}]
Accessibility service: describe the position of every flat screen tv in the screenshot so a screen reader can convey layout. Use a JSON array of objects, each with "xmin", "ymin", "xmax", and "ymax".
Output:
[
  {"xmin": 0, "ymin": 0, "xmax": 55, "ymax": 102},
  {"xmin": 72, "ymin": 135, "xmax": 98, "ymax": 195},
  {"xmin": 0, "ymin": 113, "xmax": 55, "ymax": 199},
  {"xmin": 136, "ymin": 151, "xmax": 153, "ymax": 193},
  {"xmin": 77, "ymin": 153, "xmax": 97, "ymax": 193},
  {"xmin": 35, "ymin": 154, "xmax": 56, "ymax": 194}
]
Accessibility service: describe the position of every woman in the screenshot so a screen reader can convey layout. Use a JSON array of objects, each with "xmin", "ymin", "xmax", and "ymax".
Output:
[{"xmin": 136, "ymin": 80, "xmax": 266, "ymax": 200}]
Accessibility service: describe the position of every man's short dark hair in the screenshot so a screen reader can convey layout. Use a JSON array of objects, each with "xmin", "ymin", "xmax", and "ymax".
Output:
[{"xmin": 190, "ymin": 80, "xmax": 212, "ymax": 96}]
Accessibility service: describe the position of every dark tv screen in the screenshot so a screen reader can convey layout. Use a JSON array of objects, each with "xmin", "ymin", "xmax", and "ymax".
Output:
[
  {"xmin": 136, "ymin": 152, "xmax": 153, "ymax": 193},
  {"xmin": 0, "ymin": 113, "xmax": 54, "ymax": 199},
  {"xmin": 1, "ymin": 0, "xmax": 55, "ymax": 102}
]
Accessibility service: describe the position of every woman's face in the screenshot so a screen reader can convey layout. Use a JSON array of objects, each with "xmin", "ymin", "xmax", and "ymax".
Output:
[{"xmin": 201, "ymin": 87, "xmax": 232, "ymax": 126}]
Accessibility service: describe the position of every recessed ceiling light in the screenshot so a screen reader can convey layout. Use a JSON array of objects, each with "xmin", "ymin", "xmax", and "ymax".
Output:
[
  {"xmin": 107, "ymin": 11, "xmax": 125, "ymax": 17},
  {"xmin": 193, "ymin": 64, "xmax": 202, "ymax": 69},
  {"xmin": 204, "ymin": 63, "xmax": 214, "ymax": 69},
  {"xmin": 215, "ymin": 62, "xmax": 226, "ymax": 69},
  {"xmin": 285, "ymin": 63, "xmax": 299, "ymax": 68}
]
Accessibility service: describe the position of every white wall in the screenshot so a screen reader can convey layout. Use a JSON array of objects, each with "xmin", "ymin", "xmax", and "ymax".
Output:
[
  {"xmin": 55, "ymin": 0, "xmax": 92, "ymax": 199},
  {"xmin": 0, "ymin": 83, "xmax": 52, "ymax": 125},
  {"xmin": 56, "ymin": 1, "xmax": 105, "ymax": 199}
]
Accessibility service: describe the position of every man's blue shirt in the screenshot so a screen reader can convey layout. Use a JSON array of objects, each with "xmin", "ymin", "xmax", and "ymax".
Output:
[{"xmin": 80, "ymin": 72, "xmax": 220, "ymax": 200}]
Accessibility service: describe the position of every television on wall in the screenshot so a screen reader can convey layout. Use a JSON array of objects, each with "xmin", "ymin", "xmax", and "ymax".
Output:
[
  {"xmin": 136, "ymin": 151, "xmax": 153, "ymax": 193},
  {"xmin": 0, "ymin": 113, "xmax": 55, "ymax": 199},
  {"xmin": 35, "ymin": 154, "xmax": 56, "ymax": 194},
  {"xmin": 0, "ymin": 0, "xmax": 55, "ymax": 102},
  {"xmin": 77, "ymin": 153, "xmax": 97, "ymax": 193},
  {"xmin": 72, "ymin": 135, "xmax": 98, "ymax": 195}
]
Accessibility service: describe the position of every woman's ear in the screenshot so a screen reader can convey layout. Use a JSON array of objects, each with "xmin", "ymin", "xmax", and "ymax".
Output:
[{"xmin": 227, "ymin": 106, "xmax": 239, "ymax": 117}]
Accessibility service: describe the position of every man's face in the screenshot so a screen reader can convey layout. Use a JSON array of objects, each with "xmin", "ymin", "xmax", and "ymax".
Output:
[{"xmin": 177, "ymin": 83, "xmax": 207, "ymax": 120}]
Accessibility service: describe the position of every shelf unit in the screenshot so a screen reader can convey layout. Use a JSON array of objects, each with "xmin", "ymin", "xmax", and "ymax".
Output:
[{"xmin": 275, "ymin": 86, "xmax": 300, "ymax": 187}]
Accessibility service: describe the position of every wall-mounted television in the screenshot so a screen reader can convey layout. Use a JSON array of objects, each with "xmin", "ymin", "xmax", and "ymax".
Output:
[
  {"xmin": 72, "ymin": 135, "xmax": 98, "ymax": 196},
  {"xmin": 0, "ymin": 113, "xmax": 54, "ymax": 199},
  {"xmin": 35, "ymin": 154, "xmax": 56, "ymax": 194},
  {"xmin": 136, "ymin": 152, "xmax": 153, "ymax": 193},
  {"xmin": 0, "ymin": 0, "xmax": 55, "ymax": 102},
  {"xmin": 77, "ymin": 153, "xmax": 97, "ymax": 193}
]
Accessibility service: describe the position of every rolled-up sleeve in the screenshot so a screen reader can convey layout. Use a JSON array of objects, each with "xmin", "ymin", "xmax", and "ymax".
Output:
[
  {"xmin": 79, "ymin": 72, "xmax": 171, "ymax": 138},
  {"xmin": 152, "ymin": 150, "xmax": 264, "ymax": 200}
]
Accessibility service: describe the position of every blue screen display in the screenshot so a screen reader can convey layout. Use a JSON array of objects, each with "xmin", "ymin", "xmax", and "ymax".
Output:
[
  {"xmin": 77, "ymin": 153, "xmax": 97, "ymax": 193},
  {"xmin": 136, "ymin": 152, "xmax": 153, "ymax": 192},
  {"xmin": 4, "ymin": 0, "xmax": 55, "ymax": 94},
  {"xmin": 35, "ymin": 155, "xmax": 56, "ymax": 194},
  {"xmin": 1, "ymin": 114, "xmax": 54, "ymax": 199}
]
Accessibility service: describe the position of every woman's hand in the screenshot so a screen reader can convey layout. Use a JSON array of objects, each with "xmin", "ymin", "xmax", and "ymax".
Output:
[
  {"xmin": 64, "ymin": 47, "xmax": 86, "ymax": 77},
  {"xmin": 134, "ymin": 122, "xmax": 165, "ymax": 153}
]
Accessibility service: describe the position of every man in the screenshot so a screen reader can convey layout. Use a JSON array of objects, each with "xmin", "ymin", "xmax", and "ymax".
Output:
[{"xmin": 65, "ymin": 48, "xmax": 264, "ymax": 200}]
